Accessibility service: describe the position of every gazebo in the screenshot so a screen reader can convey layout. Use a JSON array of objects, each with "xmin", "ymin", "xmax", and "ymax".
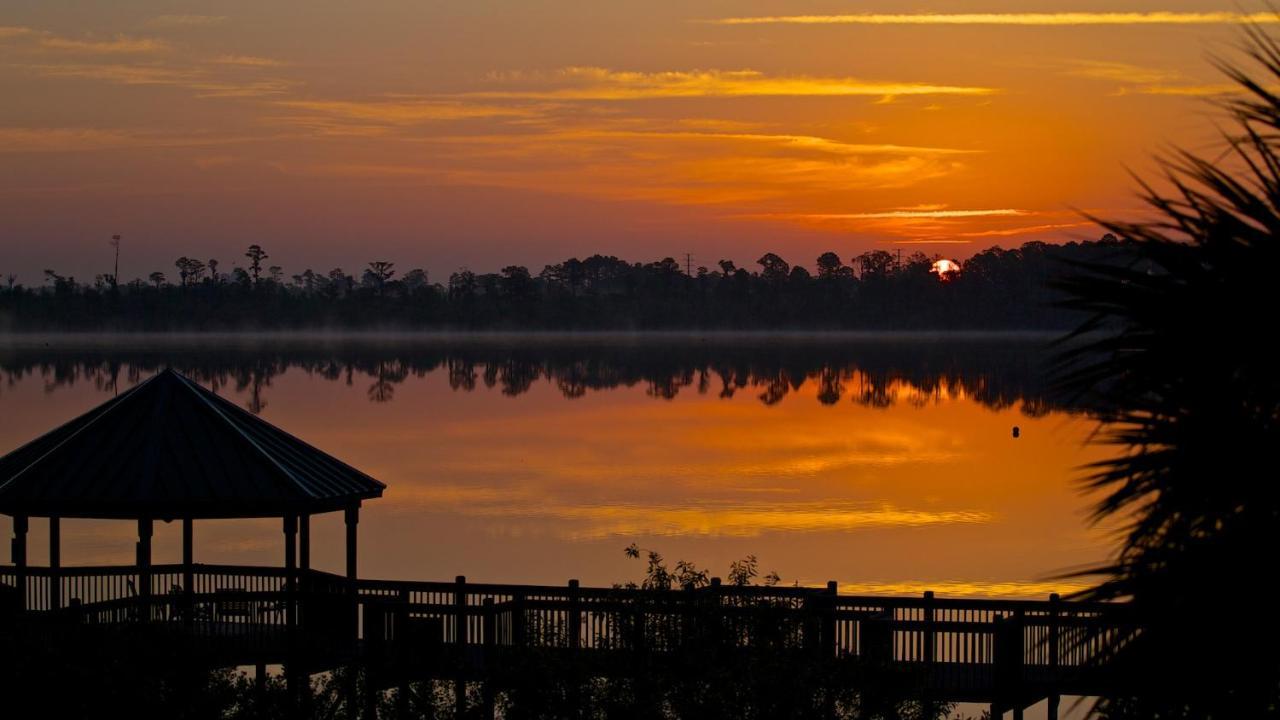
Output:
[{"xmin": 0, "ymin": 367, "xmax": 384, "ymax": 615}]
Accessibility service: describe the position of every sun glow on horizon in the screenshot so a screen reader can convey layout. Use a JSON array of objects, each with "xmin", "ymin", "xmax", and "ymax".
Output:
[{"xmin": 931, "ymin": 259, "xmax": 962, "ymax": 280}]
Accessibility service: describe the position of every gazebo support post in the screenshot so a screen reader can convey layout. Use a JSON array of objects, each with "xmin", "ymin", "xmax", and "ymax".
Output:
[
  {"xmin": 182, "ymin": 518, "xmax": 194, "ymax": 623},
  {"xmin": 299, "ymin": 514, "xmax": 310, "ymax": 572},
  {"xmin": 283, "ymin": 513, "xmax": 301, "ymax": 713},
  {"xmin": 137, "ymin": 518, "xmax": 153, "ymax": 619},
  {"xmin": 345, "ymin": 504, "xmax": 359, "ymax": 584},
  {"xmin": 298, "ymin": 513, "xmax": 310, "ymax": 601},
  {"xmin": 344, "ymin": 504, "xmax": 360, "ymax": 716},
  {"xmin": 284, "ymin": 515, "xmax": 297, "ymax": 627},
  {"xmin": 12, "ymin": 514, "xmax": 27, "ymax": 611},
  {"xmin": 292, "ymin": 511, "xmax": 311, "ymax": 712},
  {"xmin": 49, "ymin": 516, "xmax": 60, "ymax": 610}
]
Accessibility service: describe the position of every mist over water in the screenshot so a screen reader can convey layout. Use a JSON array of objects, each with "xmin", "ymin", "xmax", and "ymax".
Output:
[{"xmin": 0, "ymin": 333, "xmax": 1111, "ymax": 599}]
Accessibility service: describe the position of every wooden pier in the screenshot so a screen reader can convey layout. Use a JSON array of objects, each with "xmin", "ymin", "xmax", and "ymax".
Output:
[{"xmin": 1, "ymin": 562, "xmax": 1132, "ymax": 718}]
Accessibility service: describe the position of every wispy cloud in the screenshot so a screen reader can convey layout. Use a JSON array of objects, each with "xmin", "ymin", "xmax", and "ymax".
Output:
[
  {"xmin": 788, "ymin": 209, "xmax": 1026, "ymax": 220},
  {"xmin": 1063, "ymin": 60, "xmax": 1180, "ymax": 85},
  {"xmin": 707, "ymin": 12, "xmax": 1280, "ymax": 27},
  {"xmin": 1061, "ymin": 60, "xmax": 1245, "ymax": 96},
  {"xmin": 214, "ymin": 54, "xmax": 284, "ymax": 67},
  {"xmin": 1120, "ymin": 83, "xmax": 1241, "ymax": 96},
  {"xmin": 0, "ymin": 25, "xmax": 167, "ymax": 54},
  {"xmin": 25, "ymin": 63, "xmax": 292, "ymax": 97},
  {"xmin": 266, "ymin": 99, "xmax": 544, "ymax": 135},
  {"xmin": 147, "ymin": 15, "xmax": 228, "ymax": 28},
  {"xmin": 530, "ymin": 130, "xmax": 979, "ymax": 157},
  {"xmin": 952, "ymin": 221, "xmax": 1094, "ymax": 238},
  {"xmin": 292, "ymin": 124, "xmax": 975, "ymax": 205},
  {"xmin": 463, "ymin": 67, "xmax": 997, "ymax": 100},
  {"xmin": 38, "ymin": 34, "xmax": 168, "ymax": 53},
  {"xmin": 0, "ymin": 127, "xmax": 278, "ymax": 153}
]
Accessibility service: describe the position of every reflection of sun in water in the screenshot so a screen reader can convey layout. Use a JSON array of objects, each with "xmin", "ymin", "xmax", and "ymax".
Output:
[{"xmin": 931, "ymin": 258, "xmax": 960, "ymax": 280}]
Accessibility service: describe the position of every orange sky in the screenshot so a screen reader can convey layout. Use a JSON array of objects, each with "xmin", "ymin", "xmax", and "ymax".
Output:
[{"xmin": 0, "ymin": 2, "xmax": 1269, "ymax": 281}]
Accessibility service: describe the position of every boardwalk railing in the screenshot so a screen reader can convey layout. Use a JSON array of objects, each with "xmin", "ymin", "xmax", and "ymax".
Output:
[{"xmin": 1, "ymin": 565, "xmax": 1134, "ymax": 703}]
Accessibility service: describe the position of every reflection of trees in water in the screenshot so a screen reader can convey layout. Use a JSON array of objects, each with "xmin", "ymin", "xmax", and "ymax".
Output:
[
  {"xmin": 368, "ymin": 359, "xmax": 410, "ymax": 403},
  {"xmin": 0, "ymin": 339, "xmax": 1081, "ymax": 415}
]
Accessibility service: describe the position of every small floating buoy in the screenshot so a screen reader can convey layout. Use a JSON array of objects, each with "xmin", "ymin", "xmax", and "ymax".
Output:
[{"xmin": 1012, "ymin": 426, "xmax": 1021, "ymax": 439}]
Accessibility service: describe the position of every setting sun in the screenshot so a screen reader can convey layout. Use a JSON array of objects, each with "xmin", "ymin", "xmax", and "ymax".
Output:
[{"xmin": 931, "ymin": 258, "xmax": 962, "ymax": 279}]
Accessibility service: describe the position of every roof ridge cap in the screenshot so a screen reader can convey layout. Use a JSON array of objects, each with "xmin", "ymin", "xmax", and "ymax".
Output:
[{"xmin": 172, "ymin": 372, "xmax": 321, "ymax": 502}]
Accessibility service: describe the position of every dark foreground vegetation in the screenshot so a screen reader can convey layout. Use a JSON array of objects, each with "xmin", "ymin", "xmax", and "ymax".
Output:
[
  {"xmin": 1054, "ymin": 26, "xmax": 1280, "ymax": 720},
  {"xmin": 0, "ymin": 239, "xmax": 1134, "ymax": 331}
]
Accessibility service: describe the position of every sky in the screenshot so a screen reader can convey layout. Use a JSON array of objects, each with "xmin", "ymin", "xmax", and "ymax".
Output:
[{"xmin": 0, "ymin": 2, "xmax": 1271, "ymax": 283}]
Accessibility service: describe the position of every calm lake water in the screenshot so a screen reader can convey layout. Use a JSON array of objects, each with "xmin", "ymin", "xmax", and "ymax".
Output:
[{"xmin": 0, "ymin": 333, "xmax": 1113, "ymax": 599}]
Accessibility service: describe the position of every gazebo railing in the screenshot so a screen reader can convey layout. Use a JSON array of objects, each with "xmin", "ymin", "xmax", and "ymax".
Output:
[{"xmin": 2, "ymin": 563, "xmax": 299, "ymax": 611}]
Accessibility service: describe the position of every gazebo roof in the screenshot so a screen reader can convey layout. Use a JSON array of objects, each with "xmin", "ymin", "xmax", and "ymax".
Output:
[{"xmin": 0, "ymin": 369, "xmax": 385, "ymax": 519}]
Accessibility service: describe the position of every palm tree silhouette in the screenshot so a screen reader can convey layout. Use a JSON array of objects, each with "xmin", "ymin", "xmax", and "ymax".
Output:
[{"xmin": 1054, "ymin": 25, "xmax": 1280, "ymax": 719}]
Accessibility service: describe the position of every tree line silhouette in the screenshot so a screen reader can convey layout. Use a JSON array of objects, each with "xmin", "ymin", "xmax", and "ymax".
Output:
[
  {"xmin": 0, "ymin": 338, "xmax": 1077, "ymax": 415},
  {"xmin": 0, "ymin": 238, "xmax": 1137, "ymax": 330}
]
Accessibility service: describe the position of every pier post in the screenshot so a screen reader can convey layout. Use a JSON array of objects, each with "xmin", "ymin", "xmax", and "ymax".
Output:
[
  {"xmin": 345, "ymin": 505, "xmax": 360, "ymax": 720},
  {"xmin": 48, "ymin": 516, "xmax": 60, "ymax": 610},
  {"xmin": 568, "ymin": 579, "xmax": 582, "ymax": 718},
  {"xmin": 12, "ymin": 514, "xmax": 27, "ymax": 611},
  {"xmin": 396, "ymin": 587, "xmax": 410, "ymax": 720},
  {"xmin": 182, "ymin": 518, "xmax": 194, "ymax": 625},
  {"xmin": 681, "ymin": 582, "xmax": 694, "ymax": 649},
  {"xmin": 1048, "ymin": 593, "xmax": 1061, "ymax": 720},
  {"xmin": 455, "ymin": 575, "xmax": 467, "ymax": 717},
  {"xmin": 483, "ymin": 597, "xmax": 496, "ymax": 719},
  {"xmin": 284, "ymin": 515, "xmax": 297, "ymax": 628},
  {"xmin": 255, "ymin": 663, "xmax": 267, "ymax": 700},
  {"xmin": 825, "ymin": 581, "xmax": 839, "ymax": 657},
  {"xmin": 568, "ymin": 579, "xmax": 581, "ymax": 650},
  {"xmin": 923, "ymin": 590, "xmax": 935, "ymax": 663},
  {"xmin": 709, "ymin": 577, "xmax": 722, "ymax": 649},
  {"xmin": 137, "ymin": 517, "xmax": 152, "ymax": 618},
  {"xmin": 823, "ymin": 581, "xmax": 839, "ymax": 720},
  {"xmin": 922, "ymin": 590, "xmax": 936, "ymax": 716},
  {"xmin": 512, "ymin": 590, "xmax": 526, "ymax": 648}
]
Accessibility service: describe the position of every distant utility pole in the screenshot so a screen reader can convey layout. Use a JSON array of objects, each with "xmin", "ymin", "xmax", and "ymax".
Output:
[
  {"xmin": 110, "ymin": 234, "xmax": 121, "ymax": 286},
  {"xmin": 895, "ymin": 248, "xmax": 903, "ymax": 271},
  {"xmin": 684, "ymin": 253, "xmax": 694, "ymax": 276}
]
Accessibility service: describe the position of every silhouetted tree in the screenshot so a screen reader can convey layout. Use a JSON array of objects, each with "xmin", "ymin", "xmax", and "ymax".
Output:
[
  {"xmin": 757, "ymin": 252, "xmax": 790, "ymax": 283},
  {"xmin": 245, "ymin": 244, "xmax": 268, "ymax": 284},
  {"xmin": 816, "ymin": 252, "xmax": 844, "ymax": 280},
  {"xmin": 1055, "ymin": 26, "xmax": 1280, "ymax": 719}
]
